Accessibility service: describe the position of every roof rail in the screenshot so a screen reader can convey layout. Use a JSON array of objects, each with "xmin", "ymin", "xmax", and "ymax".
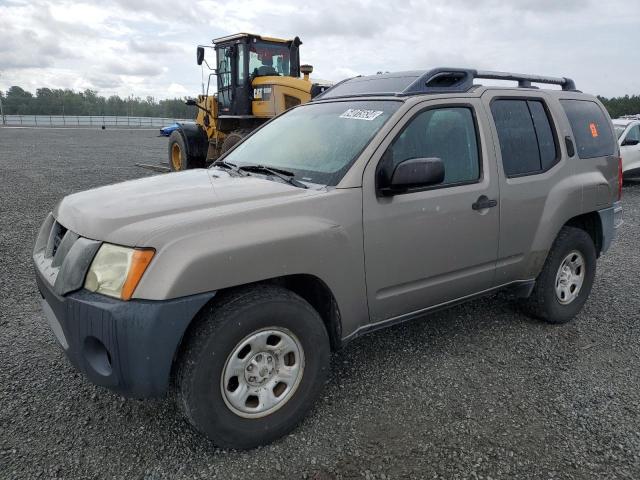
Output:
[{"xmin": 401, "ymin": 68, "xmax": 577, "ymax": 95}]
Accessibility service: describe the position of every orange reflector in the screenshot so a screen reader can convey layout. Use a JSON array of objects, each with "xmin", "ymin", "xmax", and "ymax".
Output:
[{"xmin": 121, "ymin": 248, "xmax": 155, "ymax": 301}]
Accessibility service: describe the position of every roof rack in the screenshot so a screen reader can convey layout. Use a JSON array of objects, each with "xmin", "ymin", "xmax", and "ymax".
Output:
[
  {"xmin": 315, "ymin": 67, "xmax": 578, "ymax": 100},
  {"xmin": 402, "ymin": 68, "xmax": 577, "ymax": 95}
]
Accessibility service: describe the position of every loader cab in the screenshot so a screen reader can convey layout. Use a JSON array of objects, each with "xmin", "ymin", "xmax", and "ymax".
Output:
[{"xmin": 213, "ymin": 33, "xmax": 302, "ymax": 117}]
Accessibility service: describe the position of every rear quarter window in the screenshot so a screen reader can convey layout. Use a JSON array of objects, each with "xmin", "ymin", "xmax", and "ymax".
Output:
[{"xmin": 560, "ymin": 99, "xmax": 614, "ymax": 158}]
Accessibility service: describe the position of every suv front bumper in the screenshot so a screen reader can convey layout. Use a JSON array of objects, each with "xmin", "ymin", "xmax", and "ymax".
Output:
[{"xmin": 35, "ymin": 268, "xmax": 215, "ymax": 398}]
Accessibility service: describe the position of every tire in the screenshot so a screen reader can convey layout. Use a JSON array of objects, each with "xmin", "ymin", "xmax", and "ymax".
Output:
[
  {"xmin": 220, "ymin": 129, "xmax": 252, "ymax": 154},
  {"xmin": 175, "ymin": 285, "xmax": 330, "ymax": 449},
  {"xmin": 168, "ymin": 131, "xmax": 205, "ymax": 171},
  {"xmin": 522, "ymin": 226, "xmax": 597, "ymax": 324}
]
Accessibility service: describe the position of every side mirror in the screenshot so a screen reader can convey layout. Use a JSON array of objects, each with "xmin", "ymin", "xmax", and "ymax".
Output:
[
  {"xmin": 184, "ymin": 98, "xmax": 197, "ymax": 106},
  {"xmin": 622, "ymin": 138, "xmax": 640, "ymax": 146},
  {"xmin": 196, "ymin": 46, "xmax": 205, "ymax": 66},
  {"xmin": 382, "ymin": 157, "xmax": 445, "ymax": 195}
]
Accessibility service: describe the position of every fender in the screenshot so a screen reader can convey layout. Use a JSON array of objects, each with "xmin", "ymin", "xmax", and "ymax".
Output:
[
  {"xmin": 133, "ymin": 188, "xmax": 370, "ymax": 339},
  {"xmin": 176, "ymin": 122, "xmax": 208, "ymax": 160}
]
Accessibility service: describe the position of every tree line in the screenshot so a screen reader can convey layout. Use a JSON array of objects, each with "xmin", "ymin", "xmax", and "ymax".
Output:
[
  {"xmin": 0, "ymin": 86, "xmax": 196, "ymax": 119},
  {"xmin": 1, "ymin": 85, "xmax": 639, "ymax": 119}
]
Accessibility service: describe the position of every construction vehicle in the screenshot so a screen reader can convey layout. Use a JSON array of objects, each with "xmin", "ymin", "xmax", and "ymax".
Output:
[{"xmin": 168, "ymin": 33, "xmax": 329, "ymax": 171}]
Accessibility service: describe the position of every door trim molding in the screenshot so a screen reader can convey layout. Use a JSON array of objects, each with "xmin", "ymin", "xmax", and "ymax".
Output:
[{"xmin": 343, "ymin": 279, "xmax": 536, "ymax": 344}]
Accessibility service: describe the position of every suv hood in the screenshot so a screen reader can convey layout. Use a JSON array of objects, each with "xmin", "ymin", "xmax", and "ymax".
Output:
[{"xmin": 54, "ymin": 169, "xmax": 321, "ymax": 246}]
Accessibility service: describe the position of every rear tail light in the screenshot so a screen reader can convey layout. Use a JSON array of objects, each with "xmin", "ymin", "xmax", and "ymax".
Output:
[{"xmin": 618, "ymin": 156, "xmax": 623, "ymax": 201}]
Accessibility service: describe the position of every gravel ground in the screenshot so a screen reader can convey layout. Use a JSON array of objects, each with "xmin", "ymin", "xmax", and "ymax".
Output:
[{"xmin": 1, "ymin": 127, "xmax": 639, "ymax": 480}]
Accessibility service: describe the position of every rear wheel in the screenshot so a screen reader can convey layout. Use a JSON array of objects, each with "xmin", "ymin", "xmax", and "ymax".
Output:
[
  {"xmin": 168, "ymin": 131, "xmax": 205, "ymax": 171},
  {"xmin": 521, "ymin": 226, "xmax": 596, "ymax": 324},
  {"xmin": 220, "ymin": 129, "xmax": 252, "ymax": 154},
  {"xmin": 176, "ymin": 285, "xmax": 330, "ymax": 449}
]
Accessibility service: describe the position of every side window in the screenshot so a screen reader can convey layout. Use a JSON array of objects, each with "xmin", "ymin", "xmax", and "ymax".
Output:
[
  {"xmin": 236, "ymin": 45, "xmax": 246, "ymax": 86},
  {"xmin": 626, "ymin": 125, "xmax": 640, "ymax": 142},
  {"xmin": 217, "ymin": 46, "xmax": 231, "ymax": 89},
  {"xmin": 380, "ymin": 107, "xmax": 480, "ymax": 187},
  {"xmin": 560, "ymin": 99, "xmax": 615, "ymax": 158},
  {"xmin": 490, "ymin": 99, "xmax": 559, "ymax": 177}
]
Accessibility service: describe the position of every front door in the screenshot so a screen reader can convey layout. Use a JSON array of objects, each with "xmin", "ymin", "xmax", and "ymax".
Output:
[
  {"xmin": 621, "ymin": 123, "xmax": 640, "ymax": 175},
  {"xmin": 362, "ymin": 99, "xmax": 500, "ymax": 323}
]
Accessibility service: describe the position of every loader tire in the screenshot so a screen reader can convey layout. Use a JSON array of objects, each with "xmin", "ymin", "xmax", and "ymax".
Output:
[
  {"xmin": 220, "ymin": 129, "xmax": 252, "ymax": 154},
  {"xmin": 168, "ymin": 131, "xmax": 205, "ymax": 171}
]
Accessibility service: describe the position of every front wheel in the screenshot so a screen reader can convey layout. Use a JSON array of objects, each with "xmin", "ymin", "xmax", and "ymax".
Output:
[
  {"xmin": 522, "ymin": 226, "xmax": 597, "ymax": 324},
  {"xmin": 175, "ymin": 285, "xmax": 330, "ymax": 449},
  {"xmin": 168, "ymin": 131, "xmax": 205, "ymax": 171}
]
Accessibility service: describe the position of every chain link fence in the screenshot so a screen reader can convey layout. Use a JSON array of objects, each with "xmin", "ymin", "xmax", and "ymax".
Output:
[{"xmin": 0, "ymin": 115, "xmax": 191, "ymax": 128}]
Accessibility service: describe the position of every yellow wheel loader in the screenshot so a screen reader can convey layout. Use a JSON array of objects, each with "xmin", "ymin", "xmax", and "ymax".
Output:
[{"xmin": 168, "ymin": 33, "xmax": 329, "ymax": 171}]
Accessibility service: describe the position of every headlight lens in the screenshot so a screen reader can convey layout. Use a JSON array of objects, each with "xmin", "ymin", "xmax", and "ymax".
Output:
[{"xmin": 84, "ymin": 243, "xmax": 155, "ymax": 300}]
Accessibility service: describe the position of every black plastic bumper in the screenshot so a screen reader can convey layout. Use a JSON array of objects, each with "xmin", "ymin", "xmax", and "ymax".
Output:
[{"xmin": 35, "ymin": 272, "xmax": 215, "ymax": 398}]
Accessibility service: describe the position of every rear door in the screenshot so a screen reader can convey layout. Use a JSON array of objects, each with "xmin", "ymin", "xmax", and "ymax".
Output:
[
  {"xmin": 482, "ymin": 91, "xmax": 569, "ymax": 283},
  {"xmin": 362, "ymin": 98, "xmax": 500, "ymax": 323}
]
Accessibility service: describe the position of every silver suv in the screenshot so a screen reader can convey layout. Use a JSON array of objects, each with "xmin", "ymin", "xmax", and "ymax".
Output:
[
  {"xmin": 34, "ymin": 68, "xmax": 623, "ymax": 449},
  {"xmin": 613, "ymin": 115, "xmax": 640, "ymax": 178}
]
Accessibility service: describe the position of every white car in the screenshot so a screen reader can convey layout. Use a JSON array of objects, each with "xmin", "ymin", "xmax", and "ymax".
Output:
[{"xmin": 613, "ymin": 116, "xmax": 640, "ymax": 178}]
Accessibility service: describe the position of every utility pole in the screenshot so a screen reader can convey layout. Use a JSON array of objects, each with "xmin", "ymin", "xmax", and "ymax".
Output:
[
  {"xmin": 0, "ymin": 94, "xmax": 5, "ymax": 126},
  {"xmin": 0, "ymin": 73, "xmax": 5, "ymax": 126}
]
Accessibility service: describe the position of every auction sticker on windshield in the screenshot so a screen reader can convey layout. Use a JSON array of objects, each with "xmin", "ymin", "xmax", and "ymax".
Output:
[{"xmin": 340, "ymin": 109, "xmax": 384, "ymax": 121}]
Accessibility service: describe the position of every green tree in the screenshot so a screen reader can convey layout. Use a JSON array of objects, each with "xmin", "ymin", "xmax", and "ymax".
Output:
[
  {"xmin": 1, "ymin": 85, "xmax": 198, "ymax": 118},
  {"xmin": 5, "ymin": 86, "xmax": 35, "ymax": 114}
]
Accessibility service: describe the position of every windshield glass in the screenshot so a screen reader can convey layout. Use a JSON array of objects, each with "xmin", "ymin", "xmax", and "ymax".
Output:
[
  {"xmin": 219, "ymin": 100, "xmax": 401, "ymax": 185},
  {"xmin": 250, "ymin": 41, "xmax": 291, "ymax": 77},
  {"xmin": 614, "ymin": 124, "xmax": 627, "ymax": 139}
]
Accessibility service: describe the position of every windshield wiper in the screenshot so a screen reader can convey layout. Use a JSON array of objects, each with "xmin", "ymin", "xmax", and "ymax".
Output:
[
  {"xmin": 238, "ymin": 164, "xmax": 308, "ymax": 189},
  {"xmin": 211, "ymin": 160, "xmax": 247, "ymax": 176}
]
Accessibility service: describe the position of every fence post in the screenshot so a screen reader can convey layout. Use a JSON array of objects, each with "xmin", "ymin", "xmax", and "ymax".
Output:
[{"xmin": 34, "ymin": 115, "xmax": 37, "ymax": 126}]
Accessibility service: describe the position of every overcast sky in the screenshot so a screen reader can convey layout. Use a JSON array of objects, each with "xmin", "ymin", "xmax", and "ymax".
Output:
[{"xmin": 0, "ymin": 0, "xmax": 638, "ymax": 99}]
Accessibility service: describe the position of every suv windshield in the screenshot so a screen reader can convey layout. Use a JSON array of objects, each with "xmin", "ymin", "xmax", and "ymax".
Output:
[
  {"xmin": 219, "ymin": 100, "xmax": 401, "ymax": 185},
  {"xmin": 250, "ymin": 41, "xmax": 291, "ymax": 77},
  {"xmin": 614, "ymin": 124, "xmax": 627, "ymax": 139}
]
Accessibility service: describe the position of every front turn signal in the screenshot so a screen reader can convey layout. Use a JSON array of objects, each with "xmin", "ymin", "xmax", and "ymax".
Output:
[{"xmin": 121, "ymin": 249, "xmax": 155, "ymax": 301}]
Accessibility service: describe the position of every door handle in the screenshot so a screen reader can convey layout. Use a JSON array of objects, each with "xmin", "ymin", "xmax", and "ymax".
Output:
[{"xmin": 472, "ymin": 195, "xmax": 498, "ymax": 210}]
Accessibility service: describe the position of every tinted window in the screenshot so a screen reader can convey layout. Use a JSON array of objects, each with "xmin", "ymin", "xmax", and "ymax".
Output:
[
  {"xmin": 528, "ymin": 101, "xmax": 557, "ymax": 170},
  {"xmin": 491, "ymin": 100, "xmax": 542, "ymax": 176},
  {"xmin": 560, "ymin": 100, "xmax": 614, "ymax": 158},
  {"xmin": 380, "ymin": 107, "xmax": 480, "ymax": 186},
  {"xmin": 491, "ymin": 99, "xmax": 559, "ymax": 177}
]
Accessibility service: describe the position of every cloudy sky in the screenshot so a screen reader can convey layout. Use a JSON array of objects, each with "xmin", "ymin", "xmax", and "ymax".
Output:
[{"xmin": 0, "ymin": 0, "xmax": 638, "ymax": 99}]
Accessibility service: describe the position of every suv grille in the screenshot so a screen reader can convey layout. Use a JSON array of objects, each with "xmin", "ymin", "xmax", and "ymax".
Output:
[
  {"xmin": 33, "ymin": 213, "xmax": 101, "ymax": 295},
  {"xmin": 51, "ymin": 223, "xmax": 68, "ymax": 257}
]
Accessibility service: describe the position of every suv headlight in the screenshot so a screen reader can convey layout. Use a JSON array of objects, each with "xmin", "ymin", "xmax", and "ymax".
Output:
[{"xmin": 84, "ymin": 243, "xmax": 155, "ymax": 300}]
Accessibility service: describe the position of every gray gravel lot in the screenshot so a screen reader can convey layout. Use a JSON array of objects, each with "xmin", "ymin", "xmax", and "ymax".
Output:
[{"xmin": 1, "ymin": 127, "xmax": 639, "ymax": 479}]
